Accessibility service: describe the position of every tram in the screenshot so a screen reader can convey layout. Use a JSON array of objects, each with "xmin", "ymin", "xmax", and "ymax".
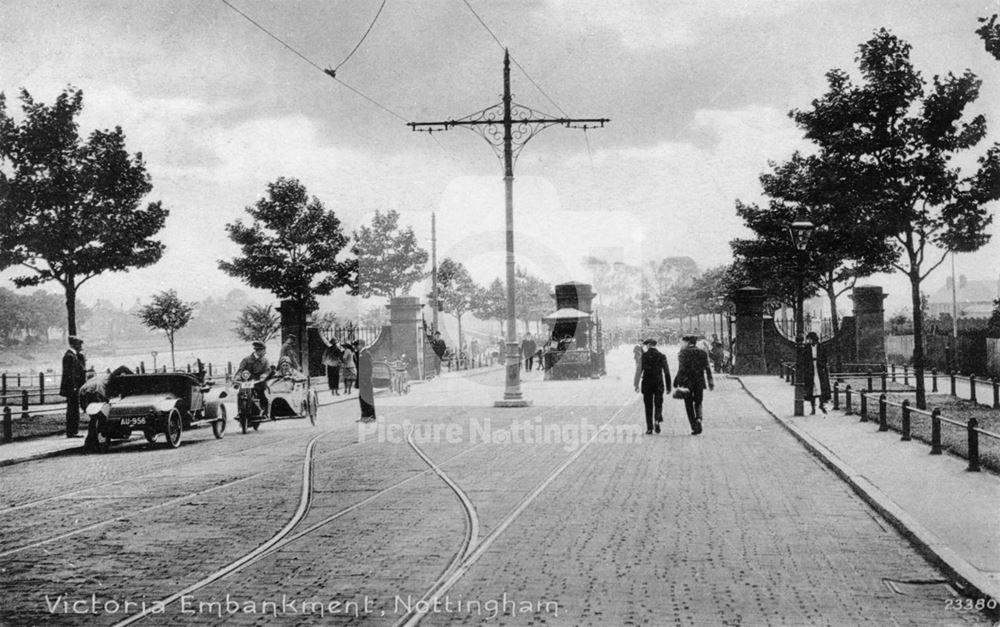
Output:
[{"xmin": 541, "ymin": 282, "xmax": 606, "ymax": 380}]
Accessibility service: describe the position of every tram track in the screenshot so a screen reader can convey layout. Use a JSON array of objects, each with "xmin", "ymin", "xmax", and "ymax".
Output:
[
  {"xmin": 107, "ymin": 387, "xmax": 636, "ymax": 626},
  {"xmin": 0, "ymin": 389, "xmax": 373, "ymax": 514}
]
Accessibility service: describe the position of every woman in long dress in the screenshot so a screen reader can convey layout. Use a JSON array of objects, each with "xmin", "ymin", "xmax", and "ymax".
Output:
[{"xmin": 803, "ymin": 331, "xmax": 831, "ymax": 415}]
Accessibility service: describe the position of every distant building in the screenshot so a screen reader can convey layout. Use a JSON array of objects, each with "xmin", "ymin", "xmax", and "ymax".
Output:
[{"xmin": 926, "ymin": 274, "xmax": 999, "ymax": 318}]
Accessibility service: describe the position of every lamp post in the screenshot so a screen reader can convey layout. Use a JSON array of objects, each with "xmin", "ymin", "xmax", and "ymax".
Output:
[{"xmin": 788, "ymin": 216, "xmax": 815, "ymax": 416}]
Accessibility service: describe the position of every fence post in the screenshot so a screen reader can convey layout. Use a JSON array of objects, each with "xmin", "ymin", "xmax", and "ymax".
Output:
[
  {"xmin": 833, "ymin": 381, "xmax": 840, "ymax": 410},
  {"xmin": 994, "ymin": 378, "xmax": 999, "ymax": 409},
  {"xmin": 21, "ymin": 389, "xmax": 29, "ymax": 421},
  {"xmin": 931, "ymin": 368, "xmax": 938, "ymax": 393},
  {"xmin": 900, "ymin": 399, "xmax": 911, "ymax": 441},
  {"xmin": 38, "ymin": 372, "xmax": 45, "ymax": 404},
  {"xmin": 208, "ymin": 363, "xmax": 214, "ymax": 378},
  {"xmin": 969, "ymin": 374, "xmax": 977, "ymax": 404},
  {"xmin": 890, "ymin": 363, "xmax": 896, "ymax": 382},
  {"xmin": 880, "ymin": 372, "xmax": 887, "ymax": 393},
  {"xmin": 859, "ymin": 392, "xmax": 868, "ymax": 423},
  {"xmin": 878, "ymin": 394, "xmax": 888, "ymax": 432},
  {"xmin": 845, "ymin": 385, "xmax": 853, "ymax": 416},
  {"xmin": 903, "ymin": 365, "xmax": 909, "ymax": 386},
  {"xmin": 967, "ymin": 417, "xmax": 980, "ymax": 472},
  {"xmin": 227, "ymin": 362, "xmax": 233, "ymax": 376},
  {"xmin": 950, "ymin": 371, "xmax": 956, "ymax": 397},
  {"xmin": 930, "ymin": 409, "xmax": 942, "ymax": 455},
  {"xmin": 16, "ymin": 372, "xmax": 21, "ymax": 387},
  {"xmin": 867, "ymin": 369, "xmax": 873, "ymax": 392},
  {"xmin": 2, "ymin": 406, "xmax": 11, "ymax": 442},
  {"xmin": 139, "ymin": 361, "xmax": 146, "ymax": 374},
  {"xmin": 1, "ymin": 372, "xmax": 6, "ymax": 399}
]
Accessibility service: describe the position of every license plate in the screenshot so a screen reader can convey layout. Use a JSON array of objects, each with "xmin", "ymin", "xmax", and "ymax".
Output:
[{"xmin": 120, "ymin": 416, "xmax": 146, "ymax": 428}]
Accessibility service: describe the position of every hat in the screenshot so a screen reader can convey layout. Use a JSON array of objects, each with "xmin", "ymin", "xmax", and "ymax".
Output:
[
  {"xmin": 68, "ymin": 335, "xmax": 83, "ymax": 345},
  {"xmin": 682, "ymin": 334, "xmax": 698, "ymax": 343},
  {"xmin": 642, "ymin": 338, "xmax": 657, "ymax": 346},
  {"xmin": 252, "ymin": 341, "xmax": 266, "ymax": 350},
  {"xmin": 805, "ymin": 331, "xmax": 819, "ymax": 342}
]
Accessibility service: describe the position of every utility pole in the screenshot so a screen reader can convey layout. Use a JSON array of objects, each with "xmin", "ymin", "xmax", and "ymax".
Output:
[
  {"xmin": 431, "ymin": 211, "xmax": 439, "ymax": 334},
  {"xmin": 409, "ymin": 49, "xmax": 608, "ymax": 407}
]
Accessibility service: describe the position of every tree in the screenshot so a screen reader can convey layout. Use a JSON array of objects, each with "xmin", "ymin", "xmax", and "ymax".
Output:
[
  {"xmin": 219, "ymin": 177, "xmax": 354, "ymax": 313},
  {"xmin": 435, "ymin": 258, "xmax": 480, "ymax": 356},
  {"xmin": 977, "ymin": 14, "xmax": 1000, "ymax": 60},
  {"xmin": 352, "ymin": 209, "xmax": 428, "ymax": 298},
  {"xmin": 985, "ymin": 298, "xmax": 1000, "ymax": 338},
  {"xmin": 514, "ymin": 268, "xmax": 551, "ymax": 333},
  {"xmin": 732, "ymin": 153, "xmax": 895, "ymax": 339},
  {"xmin": 0, "ymin": 87, "xmax": 168, "ymax": 335},
  {"xmin": 791, "ymin": 30, "xmax": 1000, "ymax": 408},
  {"xmin": 232, "ymin": 303, "xmax": 280, "ymax": 344},
  {"xmin": 137, "ymin": 290, "xmax": 195, "ymax": 370},
  {"xmin": 472, "ymin": 278, "xmax": 506, "ymax": 335}
]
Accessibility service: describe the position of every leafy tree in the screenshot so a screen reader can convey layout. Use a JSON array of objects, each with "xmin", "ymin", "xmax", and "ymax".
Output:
[
  {"xmin": 219, "ymin": 177, "xmax": 354, "ymax": 313},
  {"xmin": 582, "ymin": 256, "xmax": 643, "ymax": 326},
  {"xmin": 732, "ymin": 153, "xmax": 895, "ymax": 337},
  {"xmin": 791, "ymin": 30, "xmax": 1000, "ymax": 408},
  {"xmin": 232, "ymin": 303, "xmax": 280, "ymax": 344},
  {"xmin": 137, "ymin": 290, "xmax": 195, "ymax": 370},
  {"xmin": 435, "ymin": 258, "xmax": 480, "ymax": 356},
  {"xmin": 985, "ymin": 298, "xmax": 1000, "ymax": 338},
  {"xmin": 514, "ymin": 267, "xmax": 551, "ymax": 333},
  {"xmin": 352, "ymin": 209, "xmax": 429, "ymax": 298},
  {"xmin": 977, "ymin": 14, "xmax": 1000, "ymax": 60},
  {"xmin": 472, "ymin": 278, "xmax": 506, "ymax": 335},
  {"xmin": 359, "ymin": 304, "xmax": 389, "ymax": 328},
  {"xmin": 0, "ymin": 87, "xmax": 168, "ymax": 335},
  {"xmin": 24, "ymin": 290, "xmax": 64, "ymax": 342}
]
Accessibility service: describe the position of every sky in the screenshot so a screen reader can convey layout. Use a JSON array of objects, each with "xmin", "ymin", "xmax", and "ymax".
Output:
[{"xmin": 2, "ymin": 0, "xmax": 999, "ymax": 321}]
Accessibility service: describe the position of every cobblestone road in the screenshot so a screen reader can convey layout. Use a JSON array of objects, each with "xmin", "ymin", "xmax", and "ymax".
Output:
[{"xmin": 0, "ymin": 349, "xmax": 992, "ymax": 625}]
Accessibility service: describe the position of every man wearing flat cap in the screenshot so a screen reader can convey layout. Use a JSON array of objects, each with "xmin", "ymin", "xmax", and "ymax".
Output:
[
  {"xmin": 237, "ymin": 341, "xmax": 272, "ymax": 410},
  {"xmin": 60, "ymin": 336, "xmax": 87, "ymax": 437},
  {"xmin": 633, "ymin": 338, "xmax": 671, "ymax": 434}
]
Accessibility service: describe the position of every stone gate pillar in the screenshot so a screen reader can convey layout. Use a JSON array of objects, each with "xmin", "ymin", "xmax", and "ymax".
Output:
[
  {"xmin": 732, "ymin": 287, "xmax": 767, "ymax": 375},
  {"xmin": 851, "ymin": 285, "xmax": 887, "ymax": 365},
  {"xmin": 388, "ymin": 296, "xmax": 424, "ymax": 380}
]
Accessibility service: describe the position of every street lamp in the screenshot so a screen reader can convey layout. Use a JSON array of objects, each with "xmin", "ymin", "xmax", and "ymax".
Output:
[{"xmin": 788, "ymin": 216, "xmax": 815, "ymax": 417}]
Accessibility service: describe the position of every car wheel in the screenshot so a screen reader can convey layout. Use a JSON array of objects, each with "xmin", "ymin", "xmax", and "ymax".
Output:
[
  {"xmin": 165, "ymin": 409, "xmax": 183, "ymax": 448},
  {"xmin": 211, "ymin": 405, "xmax": 227, "ymax": 439}
]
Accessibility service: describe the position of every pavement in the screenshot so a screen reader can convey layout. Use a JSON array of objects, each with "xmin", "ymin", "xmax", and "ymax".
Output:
[
  {"xmin": 738, "ymin": 374, "xmax": 1000, "ymax": 611},
  {"xmin": 2, "ymin": 357, "xmax": 999, "ymax": 622}
]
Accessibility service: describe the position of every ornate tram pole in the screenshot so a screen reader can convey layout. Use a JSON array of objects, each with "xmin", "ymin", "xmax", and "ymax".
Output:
[{"xmin": 409, "ymin": 50, "xmax": 608, "ymax": 407}]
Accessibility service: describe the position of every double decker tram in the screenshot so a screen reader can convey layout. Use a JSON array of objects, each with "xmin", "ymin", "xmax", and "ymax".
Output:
[{"xmin": 541, "ymin": 281, "xmax": 606, "ymax": 380}]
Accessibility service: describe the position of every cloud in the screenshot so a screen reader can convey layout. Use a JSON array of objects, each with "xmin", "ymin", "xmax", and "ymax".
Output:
[{"xmin": 543, "ymin": 0, "xmax": 827, "ymax": 50}]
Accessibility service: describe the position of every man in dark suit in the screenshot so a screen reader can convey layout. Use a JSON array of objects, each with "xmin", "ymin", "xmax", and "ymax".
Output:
[
  {"xmin": 633, "ymin": 338, "xmax": 672, "ymax": 434},
  {"xmin": 59, "ymin": 336, "xmax": 87, "ymax": 437},
  {"xmin": 674, "ymin": 334, "xmax": 715, "ymax": 435}
]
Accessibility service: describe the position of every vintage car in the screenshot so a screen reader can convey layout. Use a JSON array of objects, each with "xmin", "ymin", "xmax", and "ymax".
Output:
[{"xmin": 85, "ymin": 372, "xmax": 228, "ymax": 451}]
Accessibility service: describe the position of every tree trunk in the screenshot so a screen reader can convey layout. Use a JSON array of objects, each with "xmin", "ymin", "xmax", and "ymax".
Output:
[
  {"xmin": 826, "ymin": 284, "xmax": 842, "ymax": 371},
  {"xmin": 65, "ymin": 278, "xmax": 78, "ymax": 337},
  {"xmin": 169, "ymin": 332, "xmax": 176, "ymax": 371},
  {"xmin": 909, "ymin": 270, "xmax": 927, "ymax": 409}
]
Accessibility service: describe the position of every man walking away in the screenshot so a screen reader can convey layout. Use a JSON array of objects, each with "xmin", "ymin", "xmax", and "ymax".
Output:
[
  {"xmin": 674, "ymin": 335, "xmax": 714, "ymax": 435},
  {"xmin": 633, "ymin": 339, "xmax": 672, "ymax": 434},
  {"xmin": 521, "ymin": 333, "xmax": 537, "ymax": 371}
]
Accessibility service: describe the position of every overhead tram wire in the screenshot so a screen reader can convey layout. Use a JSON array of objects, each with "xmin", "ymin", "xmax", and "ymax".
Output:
[
  {"xmin": 330, "ymin": 0, "xmax": 388, "ymax": 76},
  {"xmin": 219, "ymin": 0, "xmax": 409, "ymax": 124},
  {"xmin": 458, "ymin": 0, "xmax": 569, "ymax": 118}
]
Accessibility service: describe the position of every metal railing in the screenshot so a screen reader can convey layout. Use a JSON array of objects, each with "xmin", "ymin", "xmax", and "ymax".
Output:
[{"xmin": 830, "ymin": 383, "xmax": 999, "ymax": 472}]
